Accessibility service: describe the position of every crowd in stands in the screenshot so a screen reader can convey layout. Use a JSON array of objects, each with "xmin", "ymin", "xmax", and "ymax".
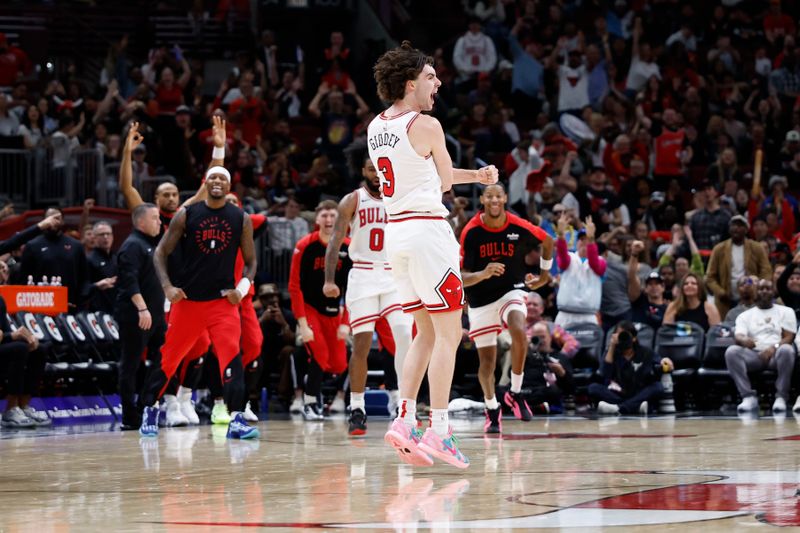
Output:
[{"xmin": 3, "ymin": 0, "xmax": 800, "ymax": 419}]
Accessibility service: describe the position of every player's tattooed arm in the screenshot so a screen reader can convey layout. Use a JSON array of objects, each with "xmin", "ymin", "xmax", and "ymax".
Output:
[
  {"xmin": 154, "ymin": 208, "xmax": 187, "ymax": 303},
  {"xmin": 323, "ymin": 192, "xmax": 357, "ymax": 298}
]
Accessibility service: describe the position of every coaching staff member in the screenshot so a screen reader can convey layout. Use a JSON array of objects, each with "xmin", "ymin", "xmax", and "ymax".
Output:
[{"xmin": 114, "ymin": 203, "xmax": 165, "ymax": 430}]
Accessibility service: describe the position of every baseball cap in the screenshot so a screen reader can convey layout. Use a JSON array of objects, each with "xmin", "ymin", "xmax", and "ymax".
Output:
[
  {"xmin": 650, "ymin": 191, "xmax": 665, "ymax": 203},
  {"xmin": 786, "ymin": 130, "xmax": 800, "ymax": 142},
  {"xmin": 729, "ymin": 214, "xmax": 750, "ymax": 229},
  {"xmin": 646, "ymin": 271, "xmax": 663, "ymax": 283},
  {"xmin": 176, "ymin": 105, "xmax": 192, "ymax": 115}
]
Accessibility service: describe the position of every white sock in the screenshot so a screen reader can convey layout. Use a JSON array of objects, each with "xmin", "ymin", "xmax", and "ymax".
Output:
[
  {"xmin": 485, "ymin": 396, "xmax": 499, "ymax": 410},
  {"xmin": 389, "ymin": 389, "xmax": 400, "ymax": 403},
  {"xmin": 350, "ymin": 392, "xmax": 365, "ymax": 411},
  {"xmin": 430, "ymin": 408, "xmax": 449, "ymax": 437},
  {"xmin": 304, "ymin": 394, "xmax": 317, "ymax": 405},
  {"xmin": 511, "ymin": 372, "xmax": 524, "ymax": 393},
  {"xmin": 398, "ymin": 398, "xmax": 416, "ymax": 427}
]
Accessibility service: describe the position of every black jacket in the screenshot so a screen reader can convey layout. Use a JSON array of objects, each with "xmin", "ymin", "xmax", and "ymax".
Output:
[
  {"xmin": 600, "ymin": 343, "xmax": 663, "ymax": 398},
  {"xmin": 0, "ymin": 224, "xmax": 42, "ymax": 256},
  {"xmin": 115, "ymin": 229, "xmax": 165, "ymax": 324},
  {"xmin": 87, "ymin": 248, "xmax": 118, "ymax": 314},
  {"xmin": 20, "ymin": 232, "xmax": 88, "ymax": 307}
]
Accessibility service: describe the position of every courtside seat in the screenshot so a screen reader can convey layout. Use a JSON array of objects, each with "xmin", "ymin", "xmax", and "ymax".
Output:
[
  {"xmin": 654, "ymin": 321, "xmax": 705, "ymax": 378},
  {"xmin": 698, "ymin": 323, "xmax": 735, "ymax": 380},
  {"xmin": 564, "ymin": 322, "xmax": 604, "ymax": 388}
]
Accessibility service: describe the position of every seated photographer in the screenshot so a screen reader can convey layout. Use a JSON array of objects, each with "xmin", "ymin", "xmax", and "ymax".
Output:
[
  {"xmin": 523, "ymin": 322, "xmax": 574, "ymax": 413},
  {"xmin": 589, "ymin": 321, "xmax": 674, "ymax": 415}
]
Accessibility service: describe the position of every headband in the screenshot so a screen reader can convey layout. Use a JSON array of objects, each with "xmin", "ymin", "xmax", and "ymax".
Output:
[{"xmin": 205, "ymin": 166, "xmax": 231, "ymax": 182}]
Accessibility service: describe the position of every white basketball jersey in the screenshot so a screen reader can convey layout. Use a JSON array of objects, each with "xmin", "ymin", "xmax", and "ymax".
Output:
[
  {"xmin": 366, "ymin": 110, "xmax": 449, "ymax": 219},
  {"xmin": 348, "ymin": 187, "xmax": 389, "ymax": 265}
]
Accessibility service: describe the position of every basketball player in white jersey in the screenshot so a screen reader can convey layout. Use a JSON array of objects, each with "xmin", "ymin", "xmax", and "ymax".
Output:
[
  {"xmin": 323, "ymin": 154, "xmax": 413, "ymax": 436},
  {"xmin": 368, "ymin": 41, "xmax": 497, "ymax": 469}
]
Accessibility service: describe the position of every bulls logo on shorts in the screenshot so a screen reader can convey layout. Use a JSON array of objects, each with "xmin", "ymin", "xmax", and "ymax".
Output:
[
  {"xmin": 194, "ymin": 216, "xmax": 234, "ymax": 255},
  {"xmin": 435, "ymin": 269, "xmax": 465, "ymax": 310}
]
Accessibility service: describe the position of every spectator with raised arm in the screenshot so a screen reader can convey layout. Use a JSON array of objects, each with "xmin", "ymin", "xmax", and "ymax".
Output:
[{"xmin": 554, "ymin": 214, "xmax": 606, "ymax": 327}]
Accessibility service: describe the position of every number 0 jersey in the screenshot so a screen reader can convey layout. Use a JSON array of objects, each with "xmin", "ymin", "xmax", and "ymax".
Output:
[
  {"xmin": 348, "ymin": 187, "xmax": 390, "ymax": 266},
  {"xmin": 366, "ymin": 110, "xmax": 449, "ymax": 220}
]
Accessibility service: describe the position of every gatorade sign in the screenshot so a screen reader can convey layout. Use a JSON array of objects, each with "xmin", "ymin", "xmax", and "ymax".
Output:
[{"xmin": 0, "ymin": 286, "xmax": 68, "ymax": 315}]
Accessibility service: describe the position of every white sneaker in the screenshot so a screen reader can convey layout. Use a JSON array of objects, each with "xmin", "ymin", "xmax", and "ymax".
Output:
[
  {"xmin": 330, "ymin": 397, "xmax": 346, "ymax": 414},
  {"xmin": 289, "ymin": 397, "xmax": 304, "ymax": 414},
  {"xmin": 387, "ymin": 390, "xmax": 400, "ymax": 417},
  {"xmin": 177, "ymin": 389, "xmax": 200, "ymax": 425},
  {"xmin": 737, "ymin": 396, "xmax": 759, "ymax": 412},
  {"xmin": 22, "ymin": 406, "xmax": 52, "ymax": 426},
  {"xmin": 773, "ymin": 397, "xmax": 787, "ymax": 413},
  {"xmin": 243, "ymin": 401, "xmax": 259, "ymax": 423},
  {"xmin": 164, "ymin": 395, "xmax": 189, "ymax": 427},
  {"xmin": 793, "ymin": 396, "xmax": 800, "ymax": 413},
  {"xmin": 597, "ymin": 401, "xmax": 620, "ymax": 415},
  {"xmin": 639, "ymin": 401, "xmax": 649, "ymax": 415},
  {"xmin": 2, "ymin": 407, "xmax": 36, "ymax": 428}
]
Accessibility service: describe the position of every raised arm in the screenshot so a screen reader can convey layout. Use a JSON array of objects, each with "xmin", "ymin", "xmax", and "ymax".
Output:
[
  {"xmin": 119, "ymin": 122, "xmax": 145, "ymax": 210},
  {"xmin": 627, "ymin": 241, "xmax": 643, "ymax": 302},
  {"xmin": 154, "ymin": 208, "xmax": 187, "ymax": 302},
  {"xmin": 324, "ymin": 192, "xmax": 357, "ymax": 297}
]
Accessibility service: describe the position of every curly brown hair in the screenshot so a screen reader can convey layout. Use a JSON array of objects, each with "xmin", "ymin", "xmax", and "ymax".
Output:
[{"xmin": 373, "ymin": 41, "xmax": 433, "ymax": 103}]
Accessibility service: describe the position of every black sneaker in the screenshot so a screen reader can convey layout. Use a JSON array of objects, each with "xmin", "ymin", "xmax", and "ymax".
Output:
[
  {"xmin": 504, "ymin": 391, "xmax": 533, "ymax": 421},
  {"xmin": 348, "ymin": 408, "xmax": 367, "ymax": 436},
  {"xmin": 484, "ymin": 407, "xmax": 502, "ymax": 434}
]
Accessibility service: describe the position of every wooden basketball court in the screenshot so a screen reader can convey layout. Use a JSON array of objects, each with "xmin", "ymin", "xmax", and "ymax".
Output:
[{"xmin": 2, "ymin": 414, "xmax": 800, "ymax": 530}]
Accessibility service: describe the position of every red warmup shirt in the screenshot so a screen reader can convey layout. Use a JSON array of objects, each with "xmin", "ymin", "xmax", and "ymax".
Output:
[
  {"xmin": 460, "ymin": 212, "xmax": 549, "ymax": 308},
  {"xmin": 234, "ymin": 214, "xmax": 267, "ymax": 297},
  {"xmin": 0, "ymin": 46, "xmax": 30, "ymax": 86},
  {"xmin": 288, "ymin": 231, "xmax": 351, "ymax": 319}
]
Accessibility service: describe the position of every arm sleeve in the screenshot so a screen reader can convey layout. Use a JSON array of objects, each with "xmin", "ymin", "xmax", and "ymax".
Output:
[
  {"xmin": 288, "ymin": 238, "xmax": 307, "ymax": 320},
  {"xmin": 690, "ymin": 253, "xmax": 705, "ymax": 277},
  {"xmin": 251, "ymin": 213, "xmax": 267, "ymax": 240},
  {"xmin": 116, "ymin": 243, "xmax": 142, "ymax": 301},
  {"xmin": 586, "ymin": 242, "xmax": 607, "ymax": 276},
  {"xmin": 0, "ymin": 224, "xmax": 42, "ymax": 256},
  {"xmin": 556, "ymin": 237, "xmax": 571, "ymax": 271}
]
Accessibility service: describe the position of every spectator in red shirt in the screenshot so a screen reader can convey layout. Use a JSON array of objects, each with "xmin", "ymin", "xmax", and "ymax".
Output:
[
  {"xmin": 228, "ymin": 73, "xmax": 267, "ymax": 147},
  {"xmin": 764, "ymin": 0, "xmax": 796, "ymax": 44},
  {"xmin": 0, "ymin": 33, "xmax": 31, "ymax": 88}
]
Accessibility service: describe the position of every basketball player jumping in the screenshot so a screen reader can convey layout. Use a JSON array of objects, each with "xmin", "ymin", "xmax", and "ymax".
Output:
[
  {"xmin": 368, "ymin": 41, "xmax": 498, "ymax": 469},
  {"xmin": 323, "ymin": 154, "xmax": 414, "ymax": 436},
  {"xmin": 460, "ymin": 183, "xmax": 554, "ymax": 433}
]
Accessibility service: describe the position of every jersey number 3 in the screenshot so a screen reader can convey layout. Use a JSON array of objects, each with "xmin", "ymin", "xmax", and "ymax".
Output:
[{"xmin": 377, "ymin": 157, "xmax": 395, "ymax": 198}]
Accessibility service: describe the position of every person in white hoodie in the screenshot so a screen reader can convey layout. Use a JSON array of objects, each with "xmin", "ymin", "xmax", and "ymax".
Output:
[
  {"xmin": 555, "ymin": 213, "xmax": 606, "ymax": 327},
  {"xmin": 452, "ymin": 18, "xmax": 497, "ymax": 82}
]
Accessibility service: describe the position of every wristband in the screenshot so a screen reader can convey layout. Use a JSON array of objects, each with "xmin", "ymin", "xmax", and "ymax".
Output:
[
  {"xmin": 540, "ymin": 257, "xmax": 553, "ymax": 271},
  {"xmin": 236, "ymin": 278, "xmax": 252, "ymax": 298},
  {"xmin": 138, "ymin": 308, "xmax": 147, "ymax": 313},
  {"xmin": 212, "ymin": 146, "xmax": 225, "ymax": 160}
]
